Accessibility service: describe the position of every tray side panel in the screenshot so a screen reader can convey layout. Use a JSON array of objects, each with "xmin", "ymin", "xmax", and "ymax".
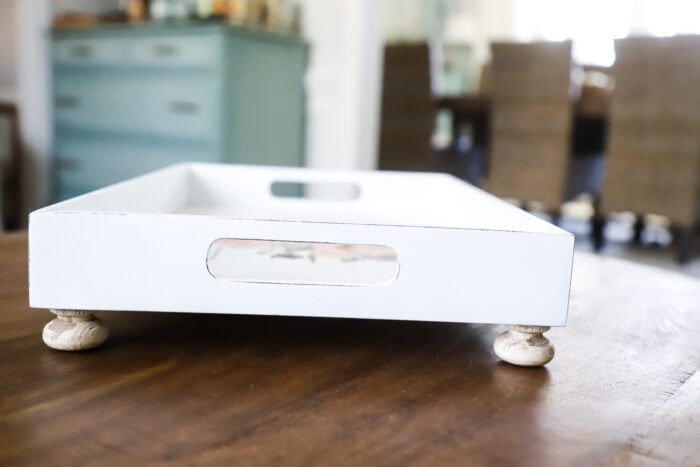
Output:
[{"xmin": 29, "ymin": 212, "xmax": 573, "ymax": 326}]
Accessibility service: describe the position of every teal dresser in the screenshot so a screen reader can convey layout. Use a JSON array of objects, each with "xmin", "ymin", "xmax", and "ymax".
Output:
[{"xmin": 51, "ymin": 24, "xmax": 307, "ymax": 200}]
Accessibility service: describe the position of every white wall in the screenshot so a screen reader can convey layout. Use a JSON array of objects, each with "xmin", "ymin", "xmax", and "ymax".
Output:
[
  {"xmin": 16, "ymin": 0, "xmax": 53, "ymax": 213},
  {"xmin": 383, "ymin": 0, "xmax": 433, "ymax": 41},
  {"xmin": 382, "ymin": 0, "xmax": 519, "ymax": 91},
  {"xmin": 300, "ymin": 0, "xmax": 384, "ymax": 171},
  {"xmin": 0, "ymin": 0, "xmax": 18, "ymax": 84}
]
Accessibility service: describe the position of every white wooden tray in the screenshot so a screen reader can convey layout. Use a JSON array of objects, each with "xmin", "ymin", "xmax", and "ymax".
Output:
[{"xmin": 29, "ymin": 163, "xmax": 574, "ymax": 366}]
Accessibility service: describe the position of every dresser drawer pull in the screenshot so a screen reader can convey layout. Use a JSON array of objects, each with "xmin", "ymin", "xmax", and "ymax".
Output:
[
  {"xmin": 70, "ymin": 45, "xmax": 91, "ymax": 58},
  {"xmin": 57, "ymin": 157, "xmax": 80, "ymax": 170},
  {"xmin": 169, "ymin": 101, "xmax": 200, "ymax": 114},
  {"xmin": 55, "ymin": 96, "xmax": 80, "ymax": 109},
  {"xmin": 153, "ymin": 44, "xmax": 178, "ymax": 57}
]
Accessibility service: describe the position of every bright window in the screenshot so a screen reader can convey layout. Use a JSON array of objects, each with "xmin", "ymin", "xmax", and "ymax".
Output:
[{"xmin": 514, "ymin": 0, "xmax": 700, "ymax": 66}]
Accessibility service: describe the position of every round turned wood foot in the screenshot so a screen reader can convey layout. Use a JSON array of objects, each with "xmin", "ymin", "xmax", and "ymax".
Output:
[
  {"xmin": 493, "ymin": 325, "xmax": 554, "ymax": 367},
  {"xmin": 43, "ymin": 309, "xmax": 108, "ymax": 351}
]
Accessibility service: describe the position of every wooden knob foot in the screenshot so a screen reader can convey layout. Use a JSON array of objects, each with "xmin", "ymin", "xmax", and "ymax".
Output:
[
  {"xmin": 493, "ymin": 325, "xmax": 554, "ymax": 367},
  {"xmin": 43, "ymin": 309, "xmax": 108, "ymax": 351}
]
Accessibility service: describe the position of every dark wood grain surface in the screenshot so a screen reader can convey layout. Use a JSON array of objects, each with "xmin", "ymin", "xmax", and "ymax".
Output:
[{"xmin": 1, "ymin": 232, "xmax": 699, "ymax": 466}]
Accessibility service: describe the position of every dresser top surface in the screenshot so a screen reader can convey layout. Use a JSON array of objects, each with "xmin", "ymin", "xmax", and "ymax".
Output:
[{"xmin": 51, "ymin": 21, "xmax": 306, "ymax": 46}]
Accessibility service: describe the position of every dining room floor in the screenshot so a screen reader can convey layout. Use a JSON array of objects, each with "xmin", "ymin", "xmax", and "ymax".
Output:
[{"xmin": 558, "ymin": 209, "xmax": 700, "ymax": 278}]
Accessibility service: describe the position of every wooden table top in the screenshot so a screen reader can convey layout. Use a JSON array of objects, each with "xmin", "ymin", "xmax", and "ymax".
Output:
[{"xmin": 1, "ymin": 232, "xmax": 699, "ymax": 466}]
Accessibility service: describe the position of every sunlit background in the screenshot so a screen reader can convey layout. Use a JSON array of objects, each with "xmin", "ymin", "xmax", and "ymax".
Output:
[{"xmin": 1, "ymin": 0, "xmax": 700, "ymax": 274}]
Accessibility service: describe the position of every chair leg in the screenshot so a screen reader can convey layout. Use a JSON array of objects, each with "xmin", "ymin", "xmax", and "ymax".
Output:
[
  {"xmin": 0, "ymin": 104, "xmax": 23, "ymax": 230},
  {"xmin": 632, "ymin": 215, "xmax": 645, "ymax": 245},
  {"xmin": 550, "ymin": 210, "xmax": 562, "ymax": 227},
  {"xmin": 675, "ymin": 227, "xmax": 693, "ymax": 265},
  {"xmin": 591, "ymin": 216, "xmax": 606, "ymax": 252}
]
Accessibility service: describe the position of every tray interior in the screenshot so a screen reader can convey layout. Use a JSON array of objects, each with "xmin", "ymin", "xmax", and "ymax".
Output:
[{"xmin": 42, "ymin": 163, "xmax": 565, "ymax": 234}]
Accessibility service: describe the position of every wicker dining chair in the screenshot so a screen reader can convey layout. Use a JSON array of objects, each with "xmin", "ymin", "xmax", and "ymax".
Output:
[
  {"xmin": 483, "ymin": 40, "xmax": 577, "ymax": 215},
  {"xmin": 593, "ymin": 35, "xmax": 700, "ymax": 263},
  {"xmin": 378, "ymin": 43, "xmax": 436, "ymax": 173}
]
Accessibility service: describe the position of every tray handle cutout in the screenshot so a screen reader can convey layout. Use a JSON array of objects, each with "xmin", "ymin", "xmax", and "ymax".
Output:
[
  {"xmin": 207, "ymin": 239, "xmax": 398, "ymax": 286},
  {"xmin": 270, "ymin": 181, "xmax": 360, "ymax": 201}
]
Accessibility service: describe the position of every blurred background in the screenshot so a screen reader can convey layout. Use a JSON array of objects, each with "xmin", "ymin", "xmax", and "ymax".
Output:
[{"xmin": 1, "ymin": 0, "xmax": 700, "ymax": 275}]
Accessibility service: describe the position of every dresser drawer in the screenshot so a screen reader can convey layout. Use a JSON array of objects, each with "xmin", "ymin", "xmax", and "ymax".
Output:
[
  {"xmin": 130, "ymin": 35, "xmax": 222, "ymax": 68},
  {"xmin": 55, "ymin": 137, "xmax": 218, "ymax": 197},
  {"xmin": 54, "ymin": 71, "xmax": 218, "ymax": 141},
  {"xmin": 53, "ymin": 35, "xmax": 221, "ymax": 69},
  {"xmin": 53, "ymin": 38, "xmax": 129, "ymax": 66}
]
